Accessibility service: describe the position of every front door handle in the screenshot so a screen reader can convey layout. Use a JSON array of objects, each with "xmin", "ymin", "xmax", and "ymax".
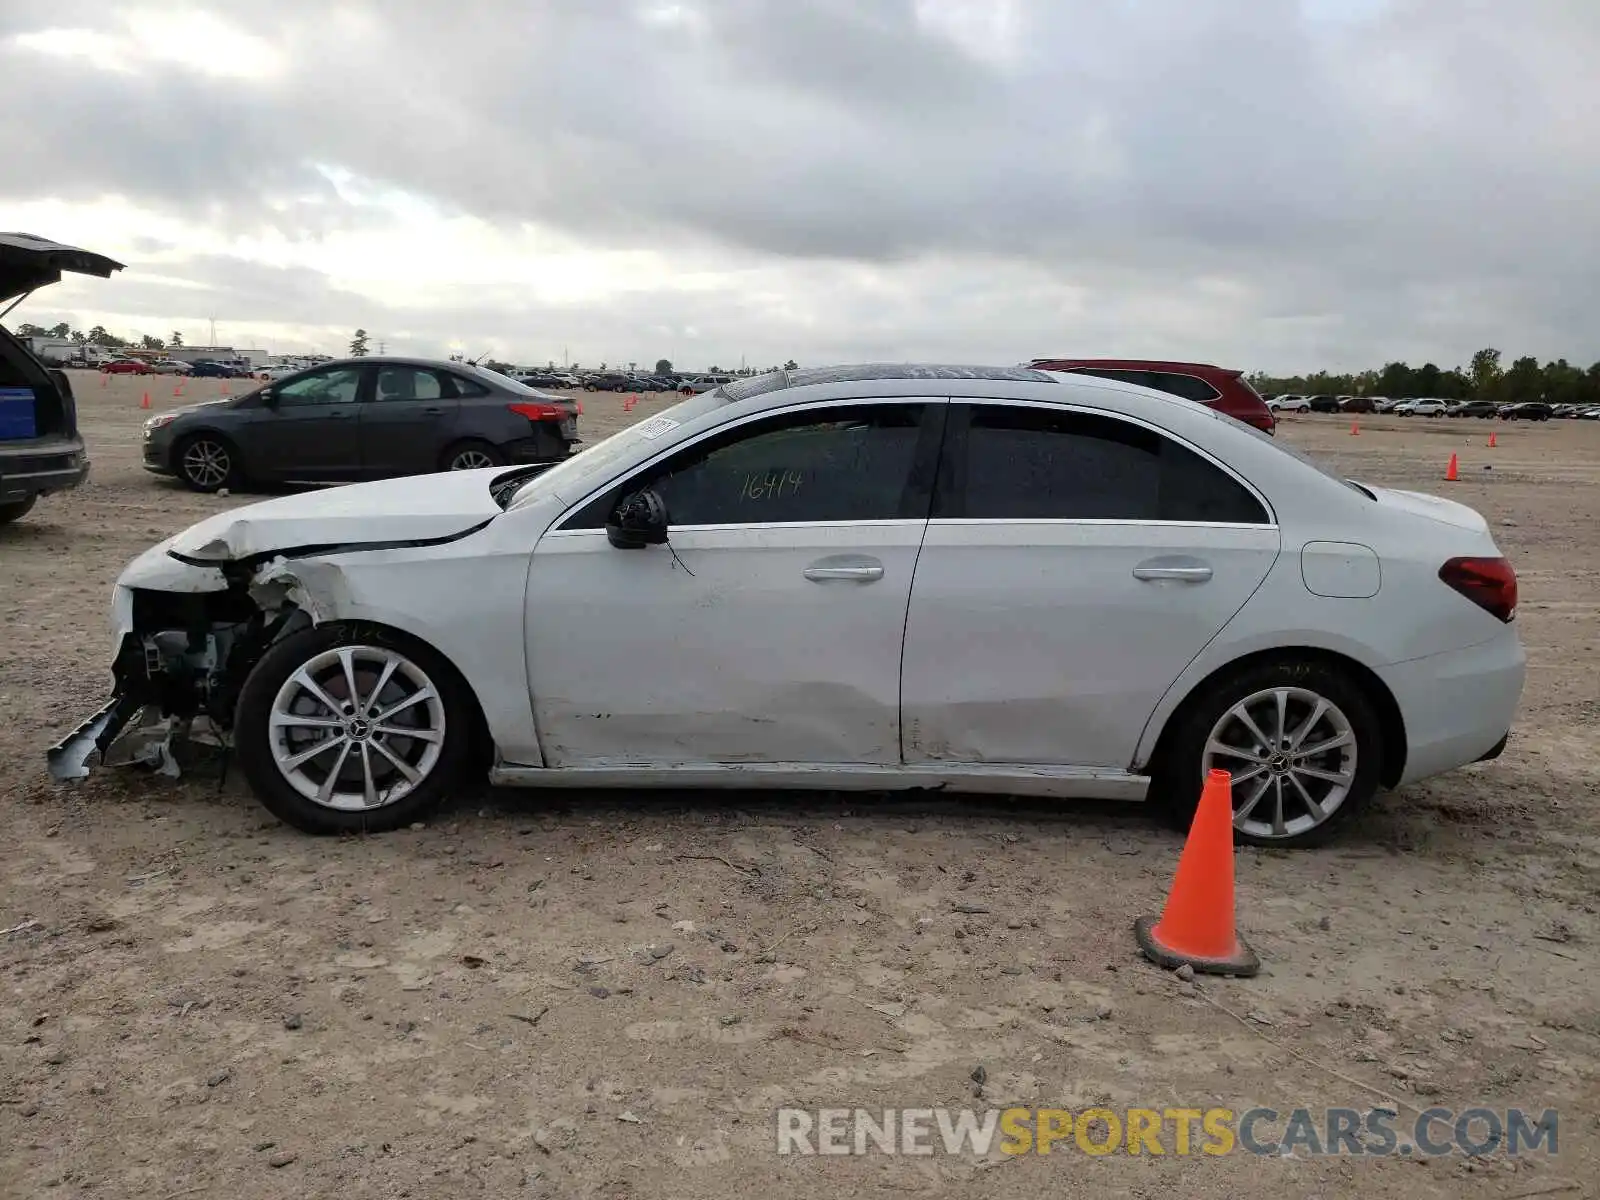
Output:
[
  {"xmin": 1133, "ymin": 560, "xmax": 1213, "ymax": 583},
  {"xmin": 804, "ymin": 556, "xmax": 885, "ymax": 583}
]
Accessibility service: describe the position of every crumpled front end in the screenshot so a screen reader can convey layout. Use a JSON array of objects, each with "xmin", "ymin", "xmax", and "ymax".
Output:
[{"xmin": 47, "ymin": 545, "xmax": 314, "ymax": 782}]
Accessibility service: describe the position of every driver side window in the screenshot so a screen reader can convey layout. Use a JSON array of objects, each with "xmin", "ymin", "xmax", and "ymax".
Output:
[
  {"xmin": 275, "ymin": 367, "xmax": 366, "ymax": 407},
  {"xmin": 564, "ymin": 403, "xmax": 930, "ymax": 529}
]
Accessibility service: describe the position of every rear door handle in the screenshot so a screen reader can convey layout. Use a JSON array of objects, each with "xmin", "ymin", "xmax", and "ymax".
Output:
[
  {"xmin": 1133, "ymin": 560, "xmax": 1213, "ymax": 583},
  {"xmin": 804, "ymin": 556, "xmax": 885, "ymax": 583}
]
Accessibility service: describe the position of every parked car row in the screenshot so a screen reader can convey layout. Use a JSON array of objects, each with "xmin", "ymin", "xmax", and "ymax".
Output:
[
  {"xmin": 97, "ymin": 356, "xmax": 254, "ymax": 377},
  {"xmin": 1270, "ymin": 393, "xmax": 1600, "ymax": 421}
]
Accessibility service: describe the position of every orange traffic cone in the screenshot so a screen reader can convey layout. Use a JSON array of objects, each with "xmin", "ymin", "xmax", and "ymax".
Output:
[
  {"xmin": 221, "ymin": 382, "xmax": 230, "ymax": 395},
  {"xmin": 140, "ymin": 391, "xmax": 151, "ymax": 409},
  {"xmin": 172, "ymin": 383, "xmax": 183, "ymax": 397},
  {"xmin": 1445, "ymin": 453, "xmax": 1459, "ymax": 481},
  {"xmin": 1350, "ymin": 421, "xmax": 1359, "ymax": 436},
  {"xmin": 1135, "ymin": 769, "xmax": 1260, "ymax": 977},
  {"xmin": 1487, "ymin": 431, "xmax": 1497, "ymax": 448}
]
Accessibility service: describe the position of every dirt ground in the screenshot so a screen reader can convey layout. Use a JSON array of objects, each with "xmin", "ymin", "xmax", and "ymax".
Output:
[{"xmin": 1, "ymin": 372, "xmax": 1596, "ymax": 1199}]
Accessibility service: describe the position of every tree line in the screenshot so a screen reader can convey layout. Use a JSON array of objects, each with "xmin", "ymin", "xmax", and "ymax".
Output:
[
  {"xmin": 12, "ymin": 320, "xmax": 185, "ymax": 352},
  {"xmin": 1250, "ymin": 349, "xmax": 1600, "ymax": 408}
]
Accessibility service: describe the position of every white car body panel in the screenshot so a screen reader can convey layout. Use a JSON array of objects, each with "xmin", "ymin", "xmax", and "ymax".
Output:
[
  {"xmin": 167, "ymin": 469, "xmax": 503, "ymax": 560},
  {"xmin": 527, "ymin": 520, "xmax": 924, "ymax": 766},
  {"xmin": 902, "ymin": 519, "xmax": 1279, "ymax": 766},
  {"xmin": 75, "ymin": 367, "xmax": 1526, "ymax": 821}
]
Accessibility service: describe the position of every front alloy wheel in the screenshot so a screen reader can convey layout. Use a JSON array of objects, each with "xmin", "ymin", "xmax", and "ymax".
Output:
[
  {"xmin": 269, "ymin": 645, "xmax": 446, "ymax": 812},
  {"xmin": 178, "ymin": 436, "xmax": 234, "ymax": 492},
  {"xmin": 235, "ymin": 626, "xmax": 476, "ymax": 833}
]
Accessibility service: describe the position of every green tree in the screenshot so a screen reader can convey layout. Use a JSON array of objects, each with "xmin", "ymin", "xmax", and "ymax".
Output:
[
  {"xmin": 170, "ymin": 330, "xmax": 183, "ymax": 348},
  {"xmin": 70, "ymin": 330, "xmax": 86, "ymax": 344},
  {"xmin": 782, "ymin": 359, "xmax": 798, "ymax": 371},
  {"xmin": 140, "ymin": 334, "xmax": 165, "ymax": 351},
  {"xmin": 47, "ymin": 321, "xmax": 72, "ymax": 339},
  {"xmin": 349, "ymin": 329, "xmax": 369, "ymax": 357},
  {"xmin": 654, "ymin": 358, "xmax": 673, "ymax": 375},
  {"xmin": 13, "ymin": 322, "xmax": 45, "ymax": 337},
  {"xmin": 1469, "ymin": 348, "xmax": 1502, "ymax": 396}
]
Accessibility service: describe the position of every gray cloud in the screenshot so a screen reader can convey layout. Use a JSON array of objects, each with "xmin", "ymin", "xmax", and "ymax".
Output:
[{"xmin": 2, "ymin": 0, "xmax": 1596, "ymax": 370}]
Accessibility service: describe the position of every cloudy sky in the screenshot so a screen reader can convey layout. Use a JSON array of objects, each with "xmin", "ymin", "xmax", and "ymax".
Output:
[{"xmin": 2, "ymin": 0, "xmax": 1595, "ymax": 372}]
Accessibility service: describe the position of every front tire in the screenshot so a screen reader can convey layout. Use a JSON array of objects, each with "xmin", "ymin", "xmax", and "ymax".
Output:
[
  {"xmin": 174, "ymin": 433, "xmax": 240, "ymax": 492},
  {"xmin": 233, "ymin": 624, "xmax": 478, "ymax": 834},
  {"xmin": 1152, "ymin": 657, "xmax": 1384, "ymax": 849}
]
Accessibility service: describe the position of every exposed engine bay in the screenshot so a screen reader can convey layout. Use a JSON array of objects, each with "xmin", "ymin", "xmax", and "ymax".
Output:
[{"xmin": 47, "ymin": 571, "xmax": 310, "ymax": 780}]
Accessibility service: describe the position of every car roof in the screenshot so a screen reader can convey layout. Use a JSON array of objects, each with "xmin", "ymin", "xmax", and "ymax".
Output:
[
  {"xmin": 1026, "ymin": 357, "xmax": 1238, "ymax": 375},
  {"xmin": 717, "ymin": 363, "xmax": 1059, "ymax": 403},
  {"xmin": 0, "ymin": 233, "xmax": 125, "ymax": 304}
]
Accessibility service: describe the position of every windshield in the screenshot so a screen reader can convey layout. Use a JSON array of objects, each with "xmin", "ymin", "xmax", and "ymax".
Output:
[{"xmin": 504, "ymin": 388, "xmax": 731, "ymax": 509}]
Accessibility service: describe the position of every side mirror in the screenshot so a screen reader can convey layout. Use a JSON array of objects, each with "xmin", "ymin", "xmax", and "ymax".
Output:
[
  {"xmin": 606, "ymin": 488, "xmax": 669, "ymax": 549},
  {"xmin": 260, "ymin": 387, "xmax": 279, "ymax": 407}
]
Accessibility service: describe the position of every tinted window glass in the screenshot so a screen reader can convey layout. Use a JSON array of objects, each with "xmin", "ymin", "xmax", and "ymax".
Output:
[
  {"xmin": 942, "ymin": 405, "xmax": 1268, "ymax": 524},
  {"xmin": 275, "ymin": 367, "xmax": 364, "ymax": 406},
  {"xmin": 446, "ymin": 373, "xmax": 490, "ymax": 398},
  {"xmin": 1068, "ymin": 367, "xmax": 1154, "ymax": 389},
  {"xmin": 1147, "ymin": 371, "xmax": 1221, "ymax": 402},
  {"xmin": 567, "ymin": 404, "xmax": 926, "ymax": 528},
  {"xmin": 373, "ymin": 366, "xmax": 446, "ymax": 402}
]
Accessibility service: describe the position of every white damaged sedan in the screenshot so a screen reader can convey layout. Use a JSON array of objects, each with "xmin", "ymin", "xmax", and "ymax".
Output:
[{"xmin": 49, "ymin": 365, "xmax": 1526, "ymax": 846}]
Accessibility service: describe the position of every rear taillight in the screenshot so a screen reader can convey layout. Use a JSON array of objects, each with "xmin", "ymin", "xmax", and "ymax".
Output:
[
  {"xmin": 1439, "ymin": 556, "xmax": 1518, "ymax": 622},
  {"xmin": 508, "ymin": 402, "xmax": 565, "ymax": 422}
]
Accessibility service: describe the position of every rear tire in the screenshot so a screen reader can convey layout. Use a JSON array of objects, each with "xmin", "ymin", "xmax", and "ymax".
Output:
[
  {"xmin": 0, "ymin": 496, "xmax": 38, "ymax": 525},
  {"xmin": 1152, "ymin": 657, "xmax": 1384, "ymax": 849},
  {"xmin": 233, "ymin": 624, "xmax": 479, "ymax": 834},
  {"xmin": 441, "ymin": 440, "xmax": 507, "ymax": 471}
]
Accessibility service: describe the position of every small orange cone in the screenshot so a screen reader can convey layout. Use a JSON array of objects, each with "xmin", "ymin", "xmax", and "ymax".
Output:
[
  {"xmin": 1350, "ymin": 421, "xmax": 1359, "ymax": 436},
  {"xmin": 1487, "ymin": 431, "xmax": 1497, "ymax": 448},
  {"xmin": 1445, "ymin": 453, "xmax": 1459, "ymax": 481},
  {"xmin": 140, "ymin": 391, "xmax": 151, "ymax": 409},
  {"xmin": 1135, "ymin": 769, "xmax": 1259, "ymax": 976},
  {"xmin": 221, "ymin": 382, "xmax": 230, "ymax": 395},
  {"xmin": 173, "ymin": 383, "xmax": 183, "ymax": 397}
]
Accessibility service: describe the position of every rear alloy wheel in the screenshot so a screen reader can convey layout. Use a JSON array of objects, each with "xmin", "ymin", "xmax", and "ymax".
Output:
[
  {"xmin": 444, "ymin": 441, "xmax": 506, "ymax": 471},
  {"xmin": 175, "ymin": 434, "xmax": 237, "ymax": 492},
  {"xmin": 1155, "ymin": 659, "xmax": 1383, "ymax": 848},
  {"xmin": 234, "ymin": 625, "xmax": 476, "ymax": 833}
]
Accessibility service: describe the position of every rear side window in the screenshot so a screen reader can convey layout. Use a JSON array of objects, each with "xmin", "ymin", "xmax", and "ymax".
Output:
[
  {"xmin": 1146, "ymin": 371, "xmax": 1221, "ymax": 402},
  {"xmin": 446, "ymin": 373, "xmax": 491, "ymax": 398},
  {"xmin": 937, "ymin": 404, "xmax": 1268, "ymax": 524}
]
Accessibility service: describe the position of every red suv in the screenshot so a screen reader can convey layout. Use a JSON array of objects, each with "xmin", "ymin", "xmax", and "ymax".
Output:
[{"xmin": 1027, "ymin": 358, "xmax": 1276, "ymax": 434}]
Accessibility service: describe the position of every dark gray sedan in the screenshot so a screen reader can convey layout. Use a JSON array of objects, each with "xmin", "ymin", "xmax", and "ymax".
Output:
[{"xmin": 142, "ymin": 356, "xmax": 579, "ymax": 491}]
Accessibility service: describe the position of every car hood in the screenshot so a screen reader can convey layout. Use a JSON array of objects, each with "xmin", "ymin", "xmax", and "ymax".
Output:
[
  {"xmin": 0, "ymin": 233, "xmax": 125, "ymax": 303},
  {"xmin": 168, "ymin": 469, "xmax": 505, "ymax": 563},
  {"xmin": 161, "ymin": 398, "xmax": 240, "ymax": 419}
]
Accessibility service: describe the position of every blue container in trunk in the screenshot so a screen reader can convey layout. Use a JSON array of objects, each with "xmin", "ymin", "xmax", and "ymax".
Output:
[{"xmin": 0, "ymin": 388, "xmax": 38, "ymax": 440}]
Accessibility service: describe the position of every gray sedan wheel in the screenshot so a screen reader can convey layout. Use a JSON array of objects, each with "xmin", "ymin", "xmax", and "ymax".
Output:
[{"xmin": 176, "ymin": 434, "xmax": 237, "ymax": 492}]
